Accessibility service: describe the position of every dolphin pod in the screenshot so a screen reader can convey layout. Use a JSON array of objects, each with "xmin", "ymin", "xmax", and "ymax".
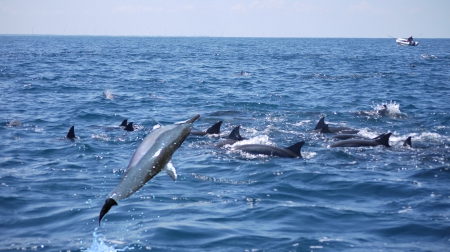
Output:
[
  {"xmin": 190, "ymin": 121, "xmax": 222, "ymax": 136},
  {"xmin": 98, "ymin": 114, "xmax": 200, "ymax": 224}
]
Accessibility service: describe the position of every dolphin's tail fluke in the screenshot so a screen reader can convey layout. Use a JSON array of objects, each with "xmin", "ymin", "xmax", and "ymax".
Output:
[
  {"xmin": 226, "ymin": 126, "xmax": 244, "ymax": 140},
  {"xmin": 376, "ymin": 133, "xmax": 392, "ymax": 147},
  {"xmin": 313, "ymin": 117, "xmax": 326, "ymax": 131},
  {"xmin": 285, "ymin": 141, "xmax": 305, "ymax": 157},
  {"xmin": 66, "ymin": 126, "xmax": 76, "ymax": 139},
  {"xmin": 99, "ymin": 198, "xmax": 118, "ymax": 225},
  {"xmin": 205, "ymin": 121, "xmax": 222, "ymax": 134},
  {"xmin": 124, "ymin": 122, "xmax": 134, "ymax": 131},
  {"xmin": 120, "ymin": 119, "xmax": 128, "ymax": 127},
  {"xmin": 403, "ymin": 136, "xmax": 412, "ymax": 147}
]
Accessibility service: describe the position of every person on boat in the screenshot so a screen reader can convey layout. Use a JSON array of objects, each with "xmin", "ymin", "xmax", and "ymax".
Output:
[{"xmin": 407, "ymin": 36, "xmax": 413, "ymax": 44}]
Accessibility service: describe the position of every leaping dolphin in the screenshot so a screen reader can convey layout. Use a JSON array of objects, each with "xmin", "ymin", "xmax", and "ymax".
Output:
[
  {"xmin": 190, "ymin": 121, "xmax": 222, "ymax": 136},
  {"xmin": 233, "ymin": 141, "xmax": 305, "ymax": 158},
  {"xmin": 330, "ymin": 133, "xmax": 391, "ymax": 148},
  {"xmin": 313, "ymin": 117, "xmax": 358, "ymax": 134},
  {"xmin": 214, "ymin": 126, "xmax": 246, "ymax": 147},
  {"xmin": 99, "ymin": 114, "xmax": 200, "ymax": 225}
]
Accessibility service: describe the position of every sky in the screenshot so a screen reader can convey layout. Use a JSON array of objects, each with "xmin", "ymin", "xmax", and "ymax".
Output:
[{"xmin": 0, "ymin": 0, "xmax": 449, "ymax": 38}]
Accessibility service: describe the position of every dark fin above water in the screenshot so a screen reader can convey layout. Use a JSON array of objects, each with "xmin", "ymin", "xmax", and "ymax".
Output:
[
  {"xmin": 375, "ymin": 133, "xmax": 392, "ymax": 147},
  {"xmin": 205, "ymin": 121, "xmax": 222, "ymax": 134},
  {"xmin": 99, "ymin": 198, "xmax": 118, "ymax": 225},
  {"xmin": 124, "ymin": 122, "xmax": 134, "ymax": 131},
  {"xmin": 285, "ymin": 141, "xmax": 305, "ymax": 157},
  {"xmin": 320, "ymin": 124, "xmax": 332, "ymax": 133},
  {"xmin": 66, "ymin": 126, "xmax": 76, "ymax": 139},
  {"xmin": 403, "ymin": 136, "xmax": 412, "ymax": 147},
  {"xmin": 226, "ymin": 126, "xmax": 244, "ymax": 140},
  {"xmin": 120, "ymin": 119, "xmax": 128, "ymax": 127},
  {"xmin": 372, "ymin": 133, "xmax": 386, "ymax": 140},
  {"xmin": 313, "ymin": 117, "xmax": 326, "ymax": 130}
]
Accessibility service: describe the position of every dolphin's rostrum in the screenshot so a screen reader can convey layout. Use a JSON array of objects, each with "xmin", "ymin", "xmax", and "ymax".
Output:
[{"xmin": 98, "ymin": 114, "xmax": 200, "ymax": 225}]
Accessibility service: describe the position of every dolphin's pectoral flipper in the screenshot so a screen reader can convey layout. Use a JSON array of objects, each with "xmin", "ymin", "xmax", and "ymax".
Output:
[
  {"xmin": 375, "ymin": 133, "xmax": 392, "ymax": 147},
  {"xmin": 403, "ymin": 136, "xmax": 412, "ymax": 147},
  {"xmin": 164, "ymin": 161, "xmax": 178, "ymax": 181},
  {"xmin": 227, "ymin": 126, "xmax": 244, "ymax": 140},
  {"xmin": 99, "ymin": 198, "xmax": 118, "ymax": 225},
  {"xmin": 285, "ymin": 141, "xmax": 305, "ymax": 157},
  {"xmin": 66, "ymin": 126, "xmax": 76, "ymax": 139},
  {"xmin": 205, "ymin": 121, "xmax": 223, "ymax": 134}
]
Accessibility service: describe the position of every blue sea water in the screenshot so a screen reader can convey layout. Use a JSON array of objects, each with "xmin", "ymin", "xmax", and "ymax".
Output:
[{"xmin": 1, "ymin": 35, "xmax": 450, "ymax": 251}]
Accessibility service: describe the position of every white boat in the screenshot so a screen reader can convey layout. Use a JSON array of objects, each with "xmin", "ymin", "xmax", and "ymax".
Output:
[{"xmin": 396, "ymin": 38, "xmax": 419, "ymax": 46}]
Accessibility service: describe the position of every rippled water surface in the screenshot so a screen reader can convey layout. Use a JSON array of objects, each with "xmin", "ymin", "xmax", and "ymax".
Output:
[{"xmin": 1, "ymin": 36, "xmax": 450, "ymax": 251}]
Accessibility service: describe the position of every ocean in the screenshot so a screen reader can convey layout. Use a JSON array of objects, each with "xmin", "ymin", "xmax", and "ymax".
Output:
[{"xmin": 1, "ymin": 36, "xmax": 449, "ymax": 251}]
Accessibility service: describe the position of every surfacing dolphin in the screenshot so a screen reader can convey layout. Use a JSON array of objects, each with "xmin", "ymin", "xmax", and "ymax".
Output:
[
  {"xmin": 313, "ymin": 117, "xmax": 358, "ymax": 134},
  {"xmin": 190, "ymin": 121, "xmax": 222, "ymax": 136},
  {"xmin": 233, "ymin": 141, "xmax": 305, "ymax": 158},
  {"xmin": 403, "ymin": 136, "xmax": 412, "ymax": 147},
  {"xmin": 332, "ymin": 133, "xmax": 386, "ymax": 141},
  {"xmin": 98, "ymin": 114, "xmax": 200, "ymax": 225},
  {"xmin": 330, "ymin": 133, "xmax": 391, "ymax": 148},
  {"xmin": 120, "ymin": 119, "xmax": 128, "ymax": 127},
  {"xmin": 124, "ymin": 122, "xmax": 134, "ymax": 131},
  {"xmin": 214, "ymin": 126, "xmax": 246, "ymax": 147},
  {"xmin": 66, "ymin": 126, "xmax": 76, "ymax": 139}
]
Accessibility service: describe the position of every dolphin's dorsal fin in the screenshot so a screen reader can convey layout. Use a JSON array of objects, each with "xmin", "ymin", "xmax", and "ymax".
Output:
[
  {"xmin": 285, "ymin": 141, "xmax": 305, "ymax": 157},
  {"xmin": 120, "ymin": 119, "xmax": 128, "ymax": 127},
  {"xmin": 66, "ymin": 126, "xmax": 76, "ymax": 139},
  {"xmin": 226, "ymin": 126, "xmax": 244, "ymax": 140},
  {"xmin": 124, "ymin": 122, "xmax": 134, "ymax": 131},
  {"xmin": 314, "ymin": 117, "xmax": 326, "ymax": 130},
  {"xmin": 403, "ymin": 136, "xmax": 412, "ymax": 147},
  {"xmin": 205, "ymin": 121, "xmax": 222, "ymax": 134},
  {"xmin": 376, "ymin": 133, "xmax": 392, "ymax": 147},
  {"xmin": 164, "ymin": 160, "xmax": 177, "ymax": 181},
  {"xmin": 372, "ymin": 133, "xmax": 386, "ymax": 140},
  {"xmin": 320, "ymin": 124, "xmax": 332, "ymax": 133}
]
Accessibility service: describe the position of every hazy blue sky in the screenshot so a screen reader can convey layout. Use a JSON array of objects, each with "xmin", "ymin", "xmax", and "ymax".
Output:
[{"xmin": 1, "ymin": 0, "xmax": 448, "ymax": 38}]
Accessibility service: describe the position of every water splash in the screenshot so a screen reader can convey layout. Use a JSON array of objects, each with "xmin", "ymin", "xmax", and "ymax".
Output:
[
  {"xmin": 83, "ymin": 230, "xmax": 129, "ymax": 252},
  {"xmin": 371, "ymin": 101, "xmax": 403, "ymax": 118},
  {"xmin": 103, "ymin": 90, "xmax": 115, "ymax": 100}
]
